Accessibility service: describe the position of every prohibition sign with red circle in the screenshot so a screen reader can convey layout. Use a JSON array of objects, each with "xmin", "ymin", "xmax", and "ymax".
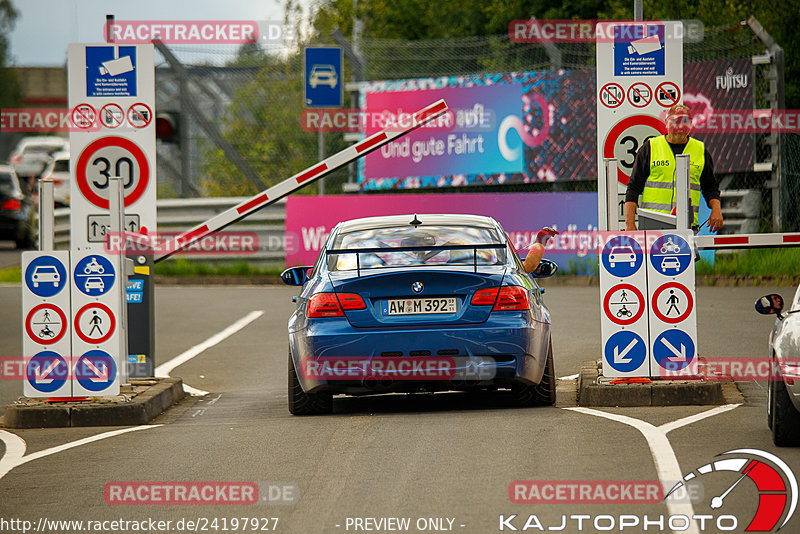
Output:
[
  {"xmin": 603, "ymin": 283, "xmax": 646, "ymax": 326},
  {"xmin": 100, "ymin": 103, "xmax": 124, "ymax": 128},
  {"xmin": 74, "ymin": 302, "xmax": 116, "ymax": 344},
  {"xmin": 71, "ymin": 104, "xmax": 96, "ymax": 129},
  {"xmin": 603, "ymin": 114, "xmax": 667, "ymax": 185},
  {"xmin": 627, "ymin": 82, "xmax": 652, "ymax": 108},
  {"xmin": 599, "ymin": 83, "xmax": 624, "ymax": 108},
  {"xmin": 655, "ymin": 81, "xmax": 681, "ymax": 107},
  {"xmin": 651, "ymin": 281, "xmax": 693, "ymax": 324},
  {"xmin": 25, "ymin": 303, "xmax": 67, "ymax": 345},
  {"xmin": 127, "ymin": 103, "xmax": 153, "ymax": 128},
  {"xmin": 76, "ymin": 136, "xmax": 150, "ymax": 209}
]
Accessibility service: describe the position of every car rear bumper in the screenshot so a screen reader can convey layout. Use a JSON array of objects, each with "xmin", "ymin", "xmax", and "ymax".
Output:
[{"xmin": 289, "ymin": 314, "xmax": 550, "ymax": 394}]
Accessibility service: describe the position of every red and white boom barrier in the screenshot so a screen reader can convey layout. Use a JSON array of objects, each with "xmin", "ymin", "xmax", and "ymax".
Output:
[
  {"xmin": 695, "ymin": 232, "xmax": 800, "ymax": 250},
  {"xmin": 153, "ymin": 99, "xmax": 449, "ymax": 263}
]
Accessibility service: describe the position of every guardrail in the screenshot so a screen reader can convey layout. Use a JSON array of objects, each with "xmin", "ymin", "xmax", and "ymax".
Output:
[{"xmin": 54, "ymin": 197, "xmax": 287, "ymax": 262}]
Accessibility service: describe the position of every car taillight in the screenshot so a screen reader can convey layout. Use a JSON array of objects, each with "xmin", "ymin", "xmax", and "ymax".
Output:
[
  {"xmin": 471, "ymin": 286, "xmax": 529, "ymax": 311},
  {"xmin": 1, "ymin": 199, "xmax": 21, "ymax": 211},
  {"xmin": 307, "ymin": 293, "xmax": 366, "ymax": 318},
  {"xmin": 10, "ymin": 154, "xmax": 21, "ymax": 163}
]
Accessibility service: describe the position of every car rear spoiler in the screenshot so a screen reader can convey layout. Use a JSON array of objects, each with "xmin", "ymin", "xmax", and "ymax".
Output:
[{"xmin": 325, "ymin": 243, "xmax": 507, "ymax": 276}]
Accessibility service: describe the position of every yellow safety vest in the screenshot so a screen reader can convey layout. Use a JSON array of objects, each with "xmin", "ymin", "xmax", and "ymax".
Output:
[{"xmin": 641, "ymin": 136, "xmax": 704, "ymax": 226}]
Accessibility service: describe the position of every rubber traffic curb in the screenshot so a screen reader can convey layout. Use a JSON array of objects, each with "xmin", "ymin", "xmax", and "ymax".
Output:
[
  {"xmin": 2, "ymin": 378, "xmax": 185, "ymax": 428},
  {"xmin": 578, "ymin": 360, "xmax": 727, "ymax": 406}
]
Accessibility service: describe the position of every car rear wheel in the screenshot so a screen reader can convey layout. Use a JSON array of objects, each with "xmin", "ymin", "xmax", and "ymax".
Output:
[
  {"xmin": 288, "ymin": 352, "xmax": 333, "ymax": 416},
  {"xmin": 771, "ymin": 370, "xmax": 800, "ymax": 446},
  {"xmin": 511, "ymin": 340, "xmax": 556, "ymax": 407}
]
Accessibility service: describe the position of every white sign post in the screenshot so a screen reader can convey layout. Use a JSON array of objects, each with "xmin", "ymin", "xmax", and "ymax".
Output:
[
  {"xmin": 646, "ymin": 230, "xmax": 698, "ymax": 378},
  {"xmin": 68, "ymin": 43, "xmax": 156, "ymax": 250},
  {"xmin": 599, "ymin": 232, "xmax": 650, "ymax": 378},
  {"xmin": 596, "ymin": 21, "xmax": 683, "ymax": 230},
  {"xmin": 22, "ymin": 252, "xmax": 73, "ymax": 398}
]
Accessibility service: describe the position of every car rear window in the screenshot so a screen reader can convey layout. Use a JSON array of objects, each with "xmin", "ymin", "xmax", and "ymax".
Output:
[
  {"xmin": 53, "ymin": 159, "xmax": 69, "ymax": 172},
  {"xmin": 0, "ymin": 172, "xmax": 19, "ymax": 196},
  {"xmin": 328, "ymin": 225, "xmax": 506, "ymax": 271}
]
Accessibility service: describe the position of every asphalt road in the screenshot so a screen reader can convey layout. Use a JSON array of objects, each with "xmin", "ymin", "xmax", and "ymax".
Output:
[
  {"xmin": 1, "ymin": 283, "xmax": 799, "ymax": 534},
  {"xmin": 0, "ymin": 243, "xmax": 21, "ymax": 270}
]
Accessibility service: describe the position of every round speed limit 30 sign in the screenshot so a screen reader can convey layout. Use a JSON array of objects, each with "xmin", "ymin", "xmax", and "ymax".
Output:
[
  {"xmin": 76, "ymin": 136, "xmax": 150, "ymax": 209},
  {"xmin": 603, "ymin": 115, "xmax": 666, "ymax": 186}
]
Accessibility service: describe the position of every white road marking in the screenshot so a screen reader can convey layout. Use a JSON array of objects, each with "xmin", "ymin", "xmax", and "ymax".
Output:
[
  {"xmin": 155, "ymin": 310, "xmax": 265, "ymax": 396},
  {"xmin": 0, "ymin": 425, "xmax": 160, "ymax": 481},
  {"xmin": 564, "ymin": 404, "xmax": 741, "ymax": 534},
  {"xmin": 558, "ymin": 373, "xmax": 579, "ymax": 380}
]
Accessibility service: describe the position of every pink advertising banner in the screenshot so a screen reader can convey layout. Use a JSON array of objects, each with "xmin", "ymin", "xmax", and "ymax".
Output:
[{"xmin": 285, "ymin": 192, "xmax": 598, "ymax": 273}]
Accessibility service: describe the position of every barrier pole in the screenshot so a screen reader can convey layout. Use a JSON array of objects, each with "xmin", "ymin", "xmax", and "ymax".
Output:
[
  {"xmin": 38, "ymin": 178, "xmax": 55, "ymax": 251},
  {"xmin": 109, "ymin": 176, "xmax": 130, "ymax": 387},
  {"xmin": 675, "ymin": 154, "xmax": 690, "ymax": 230}
]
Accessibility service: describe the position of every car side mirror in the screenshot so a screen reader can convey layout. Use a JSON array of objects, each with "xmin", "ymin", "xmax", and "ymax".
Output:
[
  {"xmin": 281, "ymin": 266, "xmax": 312, "ymax": 286},
  {"xmin": 531, "ymin": 259, "xmax": 558, "ymax": 278},
  {"xmin": 755, "ymin": 294, "xmax": 784, "ymax": 317}
]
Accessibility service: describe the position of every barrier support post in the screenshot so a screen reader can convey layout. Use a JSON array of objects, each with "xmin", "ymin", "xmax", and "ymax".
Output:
[
  {"xmin": 675, "ymin": 154, "xmax": 690, "ymax": 230},
  {"xmin": 109, "ymin": 176, "xmax": 130, "ymax": 388},
  {"xmin": 599, "ymin": 159, "xmax": 618, "ymax": 231},
  {"xmin": 38, "ymin": 178, "xmax": 54, "ymax": 251}
]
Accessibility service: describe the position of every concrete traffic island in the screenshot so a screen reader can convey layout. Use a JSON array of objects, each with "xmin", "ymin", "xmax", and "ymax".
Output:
[
  {"xmin": 578, "ymin": 360, "xmax": 739, "ymax": 407},
  {"xmin": 2, "ymin": 378, "xmax": 184, "ymax": 428}
]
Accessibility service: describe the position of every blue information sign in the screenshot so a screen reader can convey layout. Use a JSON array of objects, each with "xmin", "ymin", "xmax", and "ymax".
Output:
[
  {"xmin": 613, "ymin": 24, "xmax": 665, "ymax": 77},
  {"xmin": 85, "ymin": 46, "xmax": 137, "ymax": 97},
  {"xmin": 73, "ymin": 255, "xmax": 115, "ymax": 296},
  {"xmin": 601, "ymin": 235, "xmax": 644, "ymax": 278},
  {"xmin": 304, "ymin": 47, "xmax": 342, "ymax": 107},
  {"xmin": 26, "ymin": 351, "xmax": 69, "ymax": 393},
  {"xmin": 653, "ymin": 330, "xmax": 695, "ymax": 371},
  {"xmin": 650, "ymin": 234, "xmax": 692, "ymax": 276},
  {"xmin": 75, "ymin": 350, "xmax": 117, "ymax": 392},
  {"xmin": 25, "ymin": 256, "xmax": 68, "ymax": 298},
  {"xmin": 604, "ymin": 330, "xmax": 647, "ymax": 373}
]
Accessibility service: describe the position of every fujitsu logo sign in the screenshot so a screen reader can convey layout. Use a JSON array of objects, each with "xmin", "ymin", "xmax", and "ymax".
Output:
[{"xmin": 715, "ymin": 67, "xmax": 748, "ymax": 92}]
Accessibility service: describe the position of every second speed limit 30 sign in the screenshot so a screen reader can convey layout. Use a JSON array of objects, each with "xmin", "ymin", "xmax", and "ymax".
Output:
[{"xmin": 68, "ymin": 44, "xmax": 156, "ymax": 250}]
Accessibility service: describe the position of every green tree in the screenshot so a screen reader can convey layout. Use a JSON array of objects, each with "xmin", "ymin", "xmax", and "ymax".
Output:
[{"xmin": 0, "ymin": 0, "xmax": 21, "ymax": 108}]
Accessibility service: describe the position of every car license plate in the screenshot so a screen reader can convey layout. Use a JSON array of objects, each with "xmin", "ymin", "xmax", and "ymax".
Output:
[{"xmin": 382, "ymin": 297, "xmax": 457, "ymax": 315}]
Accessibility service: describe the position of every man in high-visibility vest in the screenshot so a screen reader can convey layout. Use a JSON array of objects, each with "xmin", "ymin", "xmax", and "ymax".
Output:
[{"xmin": 624, "ymin": 104, "xmax": 723, "ymax": 232}]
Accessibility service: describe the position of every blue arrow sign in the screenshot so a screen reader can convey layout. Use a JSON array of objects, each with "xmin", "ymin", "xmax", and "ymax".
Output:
[
  {"xmin": 604, "ymin": 330, "xmax": 647, "ymax": 373},
  {"xmin": 653, "ymin": 329, "xmax": 695, "ymax": 371},
  {"xmin": 73, "ymin": 255, "xmax": 115, "ymax": 296},
  {"xmin": 25, "ymin": 256, "xmax": 68, "ymax": 298},
  {"xmin": 26, "ymin": 351, "xmax": 69, "ymax": 393},
  {"xmin": 649, "ymin": 234, "xmax": 692, "ymax": 275},
  {"xmin": 601, "ymin": 236, "xmax": 644, "ymax": 278},
  {"xmin": 75, "ymin": 350, "xmax": 117, "ymax": 392}
]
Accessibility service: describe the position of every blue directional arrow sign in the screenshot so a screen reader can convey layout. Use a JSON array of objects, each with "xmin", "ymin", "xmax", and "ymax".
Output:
[
  {"xmin": 650, "ymin": 234, "xmax": 692, "ymax": 276},
  {"xmin": 604, "ymin": 330, "xmax": 647, "ymax": 373},
  {"xmin": 653, "ymin": 329, "xmax": 695, "ymax": 371},
  {"xmin": 75, "ymin": 350, "xmax": 117, "ymax": 392},
  {"xmin": 25, "ymin": 256, "xmax": 68, "ymax": 298},
  {"xmin": 601, "ymin": 236, "xmax": 644, "ymax": 278},
  {"xmin": 73, "ymin": 255, "xmax": 115, "ymax": 296},
  {"xmin": 26, "ymin": 351, "xmax": 69, "ymax": 393}
]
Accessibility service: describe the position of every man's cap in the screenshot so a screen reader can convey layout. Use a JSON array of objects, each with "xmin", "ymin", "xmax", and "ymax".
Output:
[{"xmin": 666, "ymin": 103, "xmax": 691, "ymax": 118}]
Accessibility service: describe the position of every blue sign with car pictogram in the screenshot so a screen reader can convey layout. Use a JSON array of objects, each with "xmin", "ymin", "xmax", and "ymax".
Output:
[
  {"xmin": 73, "ymin": 255, "xmax": 115, "ymax": 296},
  {"xmin": 650, "ymin": 234, "xmax": 692, "ymax": 275},
  {"xmin": 601, "ymin": 235, "xmax": 644, "ymax": 278},
  {"xmin": 25, "ymin": 255, "xmax": 68, "ymax": 298},
  {"xmin": 304, "ymin": 47, "xmax": 342, "ymax": 107}
]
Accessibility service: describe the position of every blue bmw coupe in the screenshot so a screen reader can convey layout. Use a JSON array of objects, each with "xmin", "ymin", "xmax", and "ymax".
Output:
[{"xmin": 281, "ymin": 214, "xmax": 557, "ymax": 415}]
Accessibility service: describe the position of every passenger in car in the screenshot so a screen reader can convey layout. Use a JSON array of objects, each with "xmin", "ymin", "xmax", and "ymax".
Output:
[{"xmin": 523, "ymin": 227, "xmax": 559, "ymax": 273}]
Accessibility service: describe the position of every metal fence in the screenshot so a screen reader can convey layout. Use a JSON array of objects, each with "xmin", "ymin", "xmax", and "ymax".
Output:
[{"xmin": 153, "ymin": 18, "xmax": 795, "ymax": 233}]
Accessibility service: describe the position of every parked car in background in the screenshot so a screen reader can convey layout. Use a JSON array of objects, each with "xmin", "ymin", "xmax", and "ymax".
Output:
[
  {"xmin": 40, "ymin": 149, "xmax": 70, "ymax": 207},
  {"xmin": 0, "ymin": 164, "xmax": 36, "ymax": 249},
  {"xmin": 281, "ymin": 213, "xmax": 557, "ymax": 415},
  {"xmin": 755, "ymin": 289, "xmax": 800, "ymax": 446},
  {"xmin": 10, "ymin": 136, "xmax": 69, "ymax": 183}
]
